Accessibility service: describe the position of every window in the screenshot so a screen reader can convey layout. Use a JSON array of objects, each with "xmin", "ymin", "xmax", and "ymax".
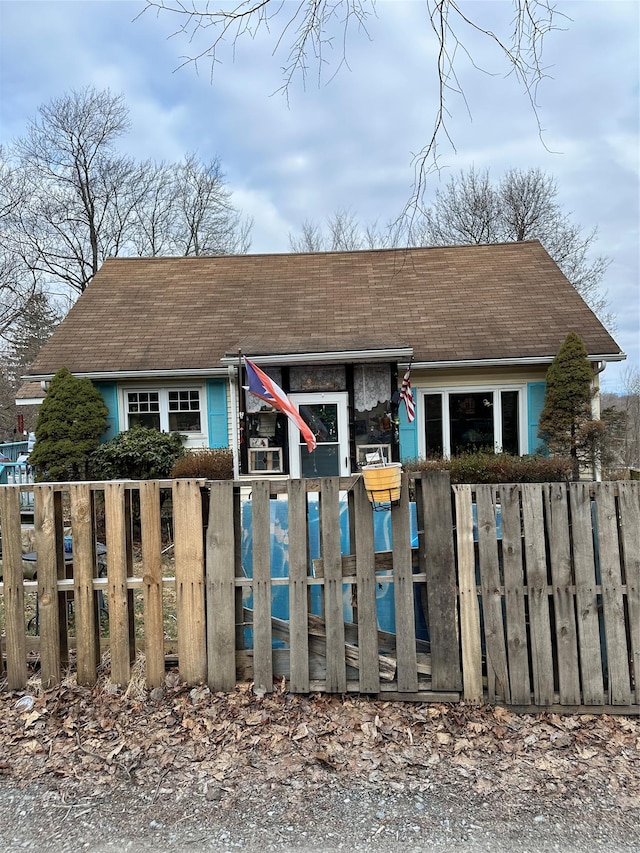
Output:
[
  {"xmin": 125, "ymin": 388, "xmax": 202, "ymax": 433},
  {"xmin": 421, "ymin": 387, "xmax": 524, "ymax": 457}
]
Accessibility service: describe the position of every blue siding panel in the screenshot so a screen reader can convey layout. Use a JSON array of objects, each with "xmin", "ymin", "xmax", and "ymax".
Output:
[
  {"xmin": 527, "ymin": 381, "xmax": 547, "ymax": 454},
  {"xmin": 95, "ymin": 382, "xmax": 118, "ymax": 443},
  {"xmin": 398, "ymin": 402, "xmax": 418, "ymax": 461},
  {"xmin": 207, "ymin": 380, "xmax": 229, "ymax": 448}
]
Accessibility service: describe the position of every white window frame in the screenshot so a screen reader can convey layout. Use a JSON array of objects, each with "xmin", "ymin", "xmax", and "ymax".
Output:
[
  {"xmin": 122, "ymin": 386, "xmax": 206, "ymax": 437},
  {"xmin": 416, "ymin": 384, "xmax": 528, "ymax": 458}
]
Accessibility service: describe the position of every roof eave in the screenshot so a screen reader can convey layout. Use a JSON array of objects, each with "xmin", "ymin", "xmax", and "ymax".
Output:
[{"xmin": 405, "ymin": 353, "xmax": 626, "ymax": 370}]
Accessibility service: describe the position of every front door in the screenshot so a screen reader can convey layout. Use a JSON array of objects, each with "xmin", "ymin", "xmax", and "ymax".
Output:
[{"xmin": 288, "ymin": 392, "xmax": 350, "ymax": 478}]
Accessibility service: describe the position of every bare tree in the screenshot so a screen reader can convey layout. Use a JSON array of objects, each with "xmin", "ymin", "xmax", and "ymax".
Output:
[
  {"xmin": 140, "ymin": 0, "xmax": 561, "ymax": 207},
  {"xmin": 3, "ymin": 88, "xmax": 252, "ymax": 302},
  {"xmin": 289, "ymin": 208, "xmax": 388, "ymax": 252},
  {"xmin": 417, "ymin": 167, "xmax": 612, "ymax": 324}
]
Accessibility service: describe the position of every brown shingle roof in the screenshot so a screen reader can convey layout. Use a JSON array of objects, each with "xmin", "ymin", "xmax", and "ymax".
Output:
[{"xmin": 26, "ymin": 241, "xmax": 622, "ymax": 376}]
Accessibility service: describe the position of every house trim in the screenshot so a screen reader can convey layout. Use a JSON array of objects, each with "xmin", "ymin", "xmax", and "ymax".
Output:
[
  {"xmin": 220, "ymin": 348, "xmax": 414, "ymax": 366},
  {"xmin": 403, "ymin": 354, "xmax": 625, "ymax": 371}
]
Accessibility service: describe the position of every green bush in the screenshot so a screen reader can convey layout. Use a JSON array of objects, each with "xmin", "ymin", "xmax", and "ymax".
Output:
[
  {"xmin": 171, "ymin": 448, "xmax": 234, "ymax": 479},
  {"xmin": 403, "ymin": 451, "xmax": 573, "ymax": 484},
  {"xmin": 89, "ymin": 427, "xmax": 186, "ymax": 480},
  {"xmin": 29, "ymin": 367, "xmax": 108, "ymax": 481}
]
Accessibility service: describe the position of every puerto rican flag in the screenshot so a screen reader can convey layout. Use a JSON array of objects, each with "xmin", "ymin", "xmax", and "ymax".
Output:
[{"xmin": 243, "ymin": 357, "xmax": 317, "ymax": 453}]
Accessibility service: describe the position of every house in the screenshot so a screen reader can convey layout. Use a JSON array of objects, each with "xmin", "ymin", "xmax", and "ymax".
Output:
[{"xmin": 19, "ymin": 241, "xmax": 624, "ymax": 478}]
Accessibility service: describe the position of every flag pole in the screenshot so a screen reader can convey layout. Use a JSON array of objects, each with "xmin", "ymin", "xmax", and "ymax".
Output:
[{"xmin": 236, "ymin": 349, "xmax": 243, "ymax": 478}]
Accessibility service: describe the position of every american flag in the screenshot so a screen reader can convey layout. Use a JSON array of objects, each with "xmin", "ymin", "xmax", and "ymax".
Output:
[
  {"xmin": 243, "ymin": 357, "xmax": 317, "ymax": 452},
  {"xmin": 399, "ymin": 365, "xmax": 415, "ymax": 423}
]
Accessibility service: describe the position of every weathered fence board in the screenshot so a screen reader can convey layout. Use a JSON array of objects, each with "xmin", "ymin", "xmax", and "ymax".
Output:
[
  {"xmin": 70, "ymin": 483, "xmax": 100, "ymax": 687},
  {"xmin": 251, "ymin": 479, "xmax": 273, "ymax": 692},
  {"xmin": 104, "ymin": 483, "xmax": 134, "ymax": 686},
  {"xmin": 321, "ymin": 478, "xmax": 347, "ymax": 693},
  {"xmin": 544, "ymin": 483, "xmax": 581, "ymax": 705},
  {"xmin": 353, "ymin": 477, "xmax": 381, "ymax": 694},
  {"xmin": 476, "ymin": 485, "xmax": 510, "ymax": 703},
  {"xmin": 454, "ymin": 485, "xmax": 483, "ymax": 702},
  {"xmin": 206, "ymin": 480, "xmax": 237, "ymax": 692},
  {"xmin": 617, "ymin": 480, "xmax": 640, "ymax": 703},
  {"xmin": 521, "ymin": 483, "xmax": 555, "ymax": 705},
  {"xmin": 140, "ymin": 480, "xmax": 166, "ymax": 689},
  {"xmin": 0, "ymin": 485, "xmax": 28, "ymax": 689},
  {"xmin": 392, "ymin": 475, "xmax": 418, "ymax": 693},
  {"xmin": 418, "ymin": 471, "xmax": 461, "ymax": 691},
  {"xmin": 33, "ymin": 485, "xmax": 63, "ymax": 688},
  {"xmin": 172, "ymin": 479, "xmax": 207, "ymax": 685},
  {"xmin": 594, "ymin": 483, "xmax": 631, "ymax": 705},
  {"xmin": 569, "ymin": 482, "xmax": 605, "ymax": 705},
  {"xmin": 499, "ymin": 484, "xmax": 531, "ymax": 705},
  {"xmin": 287, "ymin": 479, "xmax": 310, "ymax": 693}
]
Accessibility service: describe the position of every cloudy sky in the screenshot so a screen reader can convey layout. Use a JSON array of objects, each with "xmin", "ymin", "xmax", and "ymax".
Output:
[{"xmin": 1, "ymin": 0, "xmax": 638, "ymax": 392}]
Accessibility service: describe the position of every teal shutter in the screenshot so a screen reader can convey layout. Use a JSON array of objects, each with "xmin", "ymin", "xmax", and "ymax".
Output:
[
  {"xmin": 95, "ymin": 382, "xmax": 118, "ymax": 443},
  {"xmin": 398, "ymin": 401, "xmax": 418, "ymax": 462},
  {"xmin": 207, "ymin": 380, "xmax": 229, "ymax": 448},
  {"xmin": 527, "ymin": 381, "xmax": 547, "ymax": 455}
]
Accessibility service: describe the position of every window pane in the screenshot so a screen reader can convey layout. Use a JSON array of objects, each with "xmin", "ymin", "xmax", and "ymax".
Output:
[
  {"xmin": 449, "ymin": 393, "xmax": 494, "ymax": 454},
  {"xmin": 129, "ymin": 412, "xmax": 161, "ymax": 430},
  {"xmin": 501, "ymin": 391, "xmax": 519, "ymax": 455},
  {"xmin": 300, "ymin": 444, "xmax": 339, "ymax": 477},
  {"xmin": 298, "ymin": 404, "xmax": 339, "ymax": 444},
  {"xmin": 169, "ymin": 411, "xmax": 201, "ymax": 432},
  {"xmin": 424, "ymin": 394, "xmax": 443, "ymax": 456}
]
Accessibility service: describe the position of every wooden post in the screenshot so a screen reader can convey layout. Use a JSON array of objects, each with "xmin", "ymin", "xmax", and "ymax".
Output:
[{"xmin": 617, "ymin": 481, "xmax": 640, "ymax": 704}]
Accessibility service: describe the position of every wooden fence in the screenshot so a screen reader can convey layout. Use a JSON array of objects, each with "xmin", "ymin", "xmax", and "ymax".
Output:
[{"xmin": 0, "ymin": 474, "xmax": 638, "ymax": 712}]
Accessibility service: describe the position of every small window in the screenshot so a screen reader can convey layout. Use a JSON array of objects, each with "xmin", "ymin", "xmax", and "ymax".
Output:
[
  {"xmin": 127, "ymin": 391, "xmax": 160, "ymax": 430},
  {"xmin": 168, "ymin": 390, "xmax": 201, "ymax": 432}
]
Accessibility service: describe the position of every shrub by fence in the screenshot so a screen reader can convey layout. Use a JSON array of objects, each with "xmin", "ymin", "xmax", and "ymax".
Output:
[{"xmin": 0, "ymin": 474, "xmax": 638, "ymax": 712}]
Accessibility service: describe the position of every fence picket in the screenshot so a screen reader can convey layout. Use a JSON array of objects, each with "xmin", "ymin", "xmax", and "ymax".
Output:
[
  {"xmin": 544, "ymin": 483, "xmax": 581, "ymax": 704},
  {"xmin": 617, "ymin": 481, "xmax": 640, "ymax": 703},
  {"xmin": 500, "ymin": 484, "xmax": 531, "ymax": 704},
  {"xmin": 70, "ymin": 483, "xmax": 100, "ymax": 686},
  {"xmin": 0, "ymin": 485, "xmax": 28, "ymax": 689},
  {"xmin": 593, "ymin": 483, "xmax": 631, "ymax": 705},
  {"xmin": 569, "ymin": 483, "xmax": 604, "ymax": 704},
  {"xmin": 418, "ymin": 470, "xmax": 461, "ymax": 691},
  {"xmin": 140, "ymin": 481, "xmax": 165, "ymax": 689},
  {"xmin": 392, "ymin": 475, "xmax": 418, "ymax": 693},
  {"xmin": 251, "ymin": 479, "xmax": 273, "ymax": 691},
  {"xmin": 476, "ymin": 485, "xmax": 510, "ymax": 703},
  {"xmin": 353, "ymin": 477, "xmax": 381, "ymax": 694},
  {"xmin": 34, "ymin": 485, "xmax": 65, "ymax": 684},
  {"xmin": 287, "ymin": 479, "xmax": 310, "ymax": 693},
  {"xmin": 454, "ymin": 485, "xmax": 483, "ymax": 702},
  {"xmin": 104, "ymin": 483, "xmax": 133, "ymax": 685},
  {"xmin": 522, "ymin": 484, "xmax": 554, "ymax": 705},
  {"xmin": 321, "ymin": 477, "xmax": 347, "ymax": 693},
  {"xmin": 206, "ymin": 480, "xmax": 237, "ymax": 691},
  {"xmin": 173, "ymin": 479, "xmax": 207, "ymax": 685}
]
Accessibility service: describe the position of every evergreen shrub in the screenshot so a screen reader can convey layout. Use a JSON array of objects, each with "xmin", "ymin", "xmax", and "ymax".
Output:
[{"xmin": 89, "ymin": 427, "xmax": 186, "ymax": 480}]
